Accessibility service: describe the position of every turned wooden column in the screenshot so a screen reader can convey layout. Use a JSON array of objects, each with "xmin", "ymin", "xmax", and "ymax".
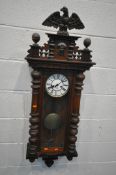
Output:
[
  {"xmin": 66, "ymin": 71, "xmax": 85, "ymax": 160},
  {"xmin": 26, "ymin": 70, "xmax": 42, "ymax": 162}
]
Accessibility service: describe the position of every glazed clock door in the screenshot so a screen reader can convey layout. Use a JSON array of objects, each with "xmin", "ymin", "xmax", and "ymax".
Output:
[{"xmin": 40, "ymin": 71, "xmax": 71, "ymax": 156}]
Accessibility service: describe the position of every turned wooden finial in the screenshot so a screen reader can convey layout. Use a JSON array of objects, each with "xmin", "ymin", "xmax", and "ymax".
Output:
[
  {"xmin": 83, "ymin": 38, "xmax": 91, "ymax": 48},
  {"xmin": 32, "ymin": 33, "xmax": 40, "ymax": 43}
]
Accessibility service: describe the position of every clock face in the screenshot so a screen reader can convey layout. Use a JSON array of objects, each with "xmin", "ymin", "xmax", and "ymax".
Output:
[{"xmin": 45, "ymin": 74, "xmax": 69, "ymax": 97}]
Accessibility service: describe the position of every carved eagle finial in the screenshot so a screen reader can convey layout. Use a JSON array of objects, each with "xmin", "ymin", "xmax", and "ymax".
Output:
[{"xmin": 42, "ymin": 7, "xmax": 85, "ymax": 35}]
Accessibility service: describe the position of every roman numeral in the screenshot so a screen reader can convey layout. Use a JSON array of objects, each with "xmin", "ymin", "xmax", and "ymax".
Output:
[
  {"xmin": 57, "ymin": 74, "xmax": 60, "ymax": 79},
  {"xmin": 62, "ymin": 77, "xmax": 67, "ymax": 82},
  {"xmin": 61, "ymin": 86, "xmax": 66, "ymax": 91},
  {"xmin": 46, "ymin": 83, "xmax": 51, "ymax": 86}
]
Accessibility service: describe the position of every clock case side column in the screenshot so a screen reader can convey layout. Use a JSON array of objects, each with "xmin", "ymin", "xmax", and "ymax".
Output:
[
  {"xmin": 66, "ymin": 71, "xmax": 85, "ymax": 160},
  {"xmin": 26, "ymin": 69, "xmax": 42, "ymax": 162}
]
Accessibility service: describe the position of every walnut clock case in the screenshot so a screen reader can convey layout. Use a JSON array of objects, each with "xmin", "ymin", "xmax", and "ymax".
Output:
[{"xmin": 25, "ymin": 7, "xmax": 95, "ymax": 167}]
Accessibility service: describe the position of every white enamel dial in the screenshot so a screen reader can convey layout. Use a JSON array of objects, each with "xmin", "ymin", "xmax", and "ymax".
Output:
[{"xmin": 45, "ymin": 74, "xmax": 69, "ymax": 97}]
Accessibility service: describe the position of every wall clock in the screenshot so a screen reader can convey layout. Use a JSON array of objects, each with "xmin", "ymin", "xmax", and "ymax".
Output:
[{"xmin": 25, "ymin": 7, "xmax": 95, "ymax": 167}]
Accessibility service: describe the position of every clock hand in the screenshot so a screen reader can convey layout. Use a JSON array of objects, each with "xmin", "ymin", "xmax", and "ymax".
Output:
[
  {"xmin": 55, "ymin": 81, "xmax": 62, "ymax": 87},
  {"xmin": 48, "ymin": 85, "xmax": 55, "ymax": 89}
]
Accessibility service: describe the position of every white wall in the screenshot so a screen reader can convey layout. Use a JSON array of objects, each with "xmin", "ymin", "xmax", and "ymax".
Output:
[{"xmin": 0, "ymin": 0, "xmax": 116, "ymax": 175}]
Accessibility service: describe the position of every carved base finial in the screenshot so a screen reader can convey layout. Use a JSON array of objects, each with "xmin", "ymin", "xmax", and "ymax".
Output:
[{"xmin": 44, "ymin": 159, "xmax": 54, "ymax": 167}]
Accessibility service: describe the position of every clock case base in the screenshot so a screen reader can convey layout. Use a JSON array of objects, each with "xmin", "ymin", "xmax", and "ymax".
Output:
[
  {"xmin": 26, "ymin": 143, "xmax": 78, "ymax": 167},
  {"xmin": 25, "ymin": 32, "xmax": 95, "ymax": 167}
]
